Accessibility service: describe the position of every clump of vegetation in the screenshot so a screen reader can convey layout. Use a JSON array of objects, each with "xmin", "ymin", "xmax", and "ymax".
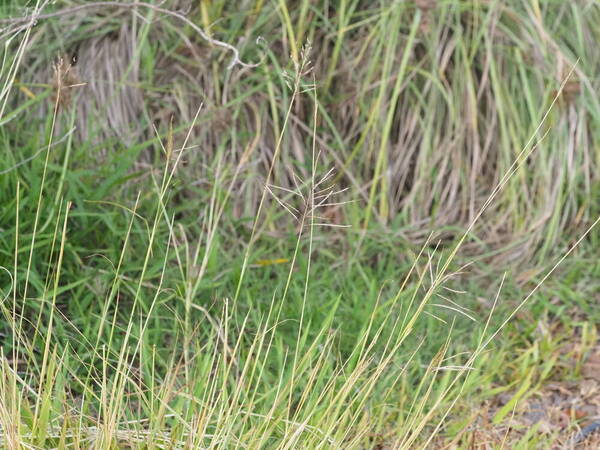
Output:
[{"xmin": 0, "ymin": 0, "xmax": 598, "ymax": 448}]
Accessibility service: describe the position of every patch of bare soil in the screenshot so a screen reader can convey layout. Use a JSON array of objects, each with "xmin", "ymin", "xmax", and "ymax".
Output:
[{"xmin": 434, "ymin": 332, "xmax": 600, "ymax": 449}]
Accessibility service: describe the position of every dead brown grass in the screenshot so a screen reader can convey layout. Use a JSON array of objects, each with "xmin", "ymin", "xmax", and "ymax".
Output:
[{"xmin": 3, "ymin": 0, "xmax": 599, "ymax": 262}]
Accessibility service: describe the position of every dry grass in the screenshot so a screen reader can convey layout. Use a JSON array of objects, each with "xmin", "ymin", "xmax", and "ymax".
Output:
[
  {"xmin": 1, "ymin": 1, "xmax": 599, "ymax": 448},
  {"xmin": 2, "ymin": 0, "xmax": 598, "ymax": 263}
]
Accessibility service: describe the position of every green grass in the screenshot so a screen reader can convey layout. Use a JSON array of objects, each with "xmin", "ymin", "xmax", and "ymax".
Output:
[{"xmin": 1, "ymin": 0, "xmax": 599, "ymax": 448}]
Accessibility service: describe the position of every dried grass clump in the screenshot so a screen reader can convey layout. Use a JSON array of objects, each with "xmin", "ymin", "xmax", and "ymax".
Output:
[
  {"xmin": 74, "ymin": 24, "xmax": 145, "ymax": 146},
  {"xmin": 3, "ymin": 0, "xmax": 599, "ymax": 262}
]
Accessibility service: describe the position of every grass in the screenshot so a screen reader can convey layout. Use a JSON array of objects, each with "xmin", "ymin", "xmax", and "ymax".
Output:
[{"xmin": 1, "ymin": 0, "xmax": 599, "ymax": 448}]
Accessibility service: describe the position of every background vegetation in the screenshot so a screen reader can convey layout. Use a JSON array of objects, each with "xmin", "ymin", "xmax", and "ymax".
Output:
[{"xmin": 0, "ymin": 0, "xmax": 599, "ymax": 448}]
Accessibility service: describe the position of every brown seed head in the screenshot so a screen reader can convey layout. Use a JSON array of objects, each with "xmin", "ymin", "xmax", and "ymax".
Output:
[{"xmin": 50, "ymin": 55, "xmax": 84, "ymax": 110}]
